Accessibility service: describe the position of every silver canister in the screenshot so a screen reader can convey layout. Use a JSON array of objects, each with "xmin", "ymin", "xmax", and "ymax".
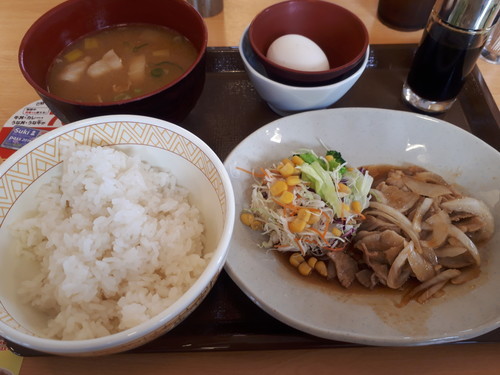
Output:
[
  {"xmin": 188, "ymin": 0, "xmax": 223, "ymax": 18},
  {"xmin": 402, "ymin": 0, "xmax": 500, "ymax": 113},
  {"xmin": 436, "ymin": 0, "xmax": 499, "ymax": 30}
]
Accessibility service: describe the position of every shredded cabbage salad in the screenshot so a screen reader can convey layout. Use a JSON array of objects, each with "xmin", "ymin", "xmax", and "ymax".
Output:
[{"xmin": 240, "ymin": 149, "xmax": 373, "ymax": 257}]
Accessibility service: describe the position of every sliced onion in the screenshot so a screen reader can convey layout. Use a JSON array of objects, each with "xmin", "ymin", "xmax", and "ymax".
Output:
[
  {"xmin": 369, "ymin": 188, "xmax": 388, "ymax": 204},
  {"xmin": 407, "ymin": 268, "xmax": 461, "ymax": 300},
  {"xmin": 412, "ymin": 197, "xmax": 433, "ymax": 233},
  {"xmin": 367, "ymin": 202, "xmax": 423, "ymax": 254},
  {"xmin": 450, "ymin": 266, "xmax": 480, "ymax": 285},
  {"xmin": 421, "ymin": 210, "xmax": 450, "ymax": 248},
  {"xmin": 442, "ymin": 198, "xmax": 494, "ymax": 242},
  {"xmin": 416, "ymin": 280, "xmax": 448, "ymax": 304},
  {"xmin": 407, "ymin": 243, "xmax": 436, "ymax": 282},
  {"xmin": 413, "ymin": 171, "xmax": 448, "ymax": 185},
  {"xmin": 402, "ymin": 175, "xmax": 452, "ymax": 197},
  {"xmin": 434, "ymin": 246, "xmax": 467, "ymax": 258},
  {"xmin": 367, "ymin": 205, "xmax": 440, "ymax": 266},
  {"xmin": 448, "ymin": 224, "xmax": 481, "ymax": 265},
  {"xmin": 387, "ymin": 241, "xmax": 412, "ymax": 289},
  {"xmin": 438, "ymin": 255, "xmax": 474, "ymax": 269}
]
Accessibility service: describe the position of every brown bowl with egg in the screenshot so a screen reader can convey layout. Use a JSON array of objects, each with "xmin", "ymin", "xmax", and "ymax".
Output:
[
  {"xmin": 19, "ymin": 0, "xmax": 207, "ymax": 124},
  {"xmin": 249, "ymin": 0, "xmax": 369, "ymax": 86}
]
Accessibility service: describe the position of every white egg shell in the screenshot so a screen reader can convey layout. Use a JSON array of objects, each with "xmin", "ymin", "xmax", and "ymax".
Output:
[{"xmin": 266, "ymin": 34, "xmax": 330, "ymax": 72}]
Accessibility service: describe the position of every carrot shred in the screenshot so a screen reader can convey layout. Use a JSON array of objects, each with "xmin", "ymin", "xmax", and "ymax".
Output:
[
  {"xmin": 261, "ymin": 167, "xmax": 271, "ymax": 179},
  {"xmin": 322, "ymin": 245, "xmax": 345, "ymax": 252},
  {"xmin": 271, "ymin": 198, "xmax": 300, "ymax": 213},
  {"xmin": 271, "ymin": 199, "xmax": 322, "ymax": 215},
  {"xmin": 294, "ymin": 237, "xmax": 305, "ymax": 255},
  {"xmin": 319, "ymin": 211, "xmax": 332, "ymax": 236},
  {"xmin": 302, "ymin": 238, "xmax": 317, "ymax": 244},
  {"xmin": 274, "ymin": 244, "xmax": 291, "ymax": 249},
  {"xmin": 236, "ymin": 166, "xmax": 266, "ymax": 178},
  {"xmin": 321, "ymin": 210, "xmax": 332, "ymax": 222},
  {"xmin": 307, "ymin": 227, "xmax": 328, "ymax": 243}
]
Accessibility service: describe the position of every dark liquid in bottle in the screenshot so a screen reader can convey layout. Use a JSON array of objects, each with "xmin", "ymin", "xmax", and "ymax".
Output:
[{"xmin": 406, "ymin": 19, "xmax": 486, "ymax": 102}]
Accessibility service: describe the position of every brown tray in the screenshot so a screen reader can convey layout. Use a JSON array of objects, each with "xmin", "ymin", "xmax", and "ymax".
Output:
[{"xmin": 6, "ymin": 44, "xmax": 500, "ymax": 356}]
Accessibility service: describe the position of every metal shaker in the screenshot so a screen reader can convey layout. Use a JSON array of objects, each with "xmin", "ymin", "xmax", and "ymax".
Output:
[
  {"xmin": 402, "ymin": 0, "xmax": 500, "ymax": 113},
  {"xmin": 188, "ymin": 0, "xmax": 223, "ymax": 18}
]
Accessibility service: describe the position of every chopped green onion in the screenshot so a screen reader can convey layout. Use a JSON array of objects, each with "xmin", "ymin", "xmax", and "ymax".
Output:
[
  {"xmin": 155, "ymin": 61, "xmax": 184, "ymax": 72},
  {"xmin": 132, "ymin": 43, "xmax": 149, "ymax": 53},
  {"xmin": 113, "ymin": 93, "xmax": 132, "ymax": 101},
  {"xmin": 150, "ymin": 68, "xmax": 164, "ymax": 77}
]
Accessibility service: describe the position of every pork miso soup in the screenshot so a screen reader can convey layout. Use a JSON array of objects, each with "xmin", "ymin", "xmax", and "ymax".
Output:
[{"xmin": 47, "ymin": 24, "xmax": 198, "ymax": 103}]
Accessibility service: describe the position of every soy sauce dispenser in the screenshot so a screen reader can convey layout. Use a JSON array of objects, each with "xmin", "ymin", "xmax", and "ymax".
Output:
[{"xmin": 402, "ymin": 0, "xmax": 500, "ymax": 113}]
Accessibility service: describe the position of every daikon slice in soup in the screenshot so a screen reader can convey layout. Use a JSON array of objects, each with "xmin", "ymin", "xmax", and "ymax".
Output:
[{"xmin": 46, "ymin": 24, "xmax": 198, "ymax": 103}]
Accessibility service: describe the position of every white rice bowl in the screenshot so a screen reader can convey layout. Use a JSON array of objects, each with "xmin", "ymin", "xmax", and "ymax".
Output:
[{"xmin": 0, "ymin": 115, "xmax": 235, "ymax": 356}]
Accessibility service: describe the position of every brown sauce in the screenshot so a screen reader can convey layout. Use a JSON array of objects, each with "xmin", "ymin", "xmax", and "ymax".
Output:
[
  {"xmin": 275, "ymin": 163, "xmax": 484, "ymax": 305},
  {"xmin": 362, "ymin": 163, "xmax": 427, "ymax": 186},
  {"xmin": 275, "ymin": 250, "xmax": 488, "ymax": 336},
  {"xmin": 275, "ymin": 251, "xmax": 411, "ymax": 300},
  {"xmin": 267, "ymin": 163, "xmax": 490, "ymax": 335}
]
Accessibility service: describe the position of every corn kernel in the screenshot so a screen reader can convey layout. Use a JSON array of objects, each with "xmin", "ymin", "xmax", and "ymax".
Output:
[
  {"xmin": 279, "ymin": 191, "xmax": 294, "ymax": 204},
  {"xmin": 325, "ymin": 154, "xmax": 334, "ymax": 162},
  {"xmin": 286, "ymin": 175, "xmax": 301, "ymax": 186},
  {"xmin": 282, "ymin": 158, "xmax": 293, "ymax": 165},
  {"xmin": 332, "ymin": 227, "xmax": 342, "ymax": 237},
  {"xmin": 315, "ymin": 260, "xmax": 328, "ymax": 277},
  {"xmin": 278, "ymin": 162, "xmax": 295, "ymax": 177},
  {"xmin": 338, "ymin": 182, "xmax": 351, "ymax": 194},
  {"xmin": 342, "ymin": 203, "xmax": 351, "ymax": 213},
  {"xmin": 351, "ymin": 200, "xmax": 363, "ymax": 214},
  {"xmin": 250, "ymin": 220, "xmax": 263, "ymax": 231},
  {"xmin": 307, "ymin": 257, "xmax": 318, "ymax": 268},
  {"xmin": 289, "ymin": 253, "xmax": 305, "ymax": 267},
  {"xmin": 240, "ymin": 212, "xmax": 254, "ymax": 226},
  {"xmin": 296, "ymin": 208, "xmax": 311, "ymax": 222},
  {"xmin": 307, "ymin": 212, "xmax": 321, "ymax": 225},
  {"xmin": 289, "ymin": 218, "xmax": 307, "ymax": 233},
  {"xmin": 84, "ymin": 38, "xmax": 98, "ymax": 49},
  {"xmin": 298, "ymin": 261, "xmax": 312, "ymax": 276},
  {"xmin": 270, "ymin": 180, "xmax": 287, "ymax": 196},
  {"xmin": 64, "ymin": 48, "xmax": 83, "ymax": 62},
  {"xmin": 291, "ymin": 155, "xmax": 304, "ymax": 165}
]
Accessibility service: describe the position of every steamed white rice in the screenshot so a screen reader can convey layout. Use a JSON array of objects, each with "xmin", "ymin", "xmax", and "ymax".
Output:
[{"xmin": 12, "ymin": 142, "xmax": 208, "ymax": 340}]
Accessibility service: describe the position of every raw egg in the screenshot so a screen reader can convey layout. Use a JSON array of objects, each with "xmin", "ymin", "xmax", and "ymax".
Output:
[{"xmin": 266, "ymin": 34, "xmax": 330, "ymax": 72}]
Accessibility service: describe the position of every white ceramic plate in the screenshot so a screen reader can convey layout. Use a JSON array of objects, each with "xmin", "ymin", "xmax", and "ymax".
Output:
[{"xmin": 224, "ymin": 107, "xmax": 500, "ymax": 346}]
